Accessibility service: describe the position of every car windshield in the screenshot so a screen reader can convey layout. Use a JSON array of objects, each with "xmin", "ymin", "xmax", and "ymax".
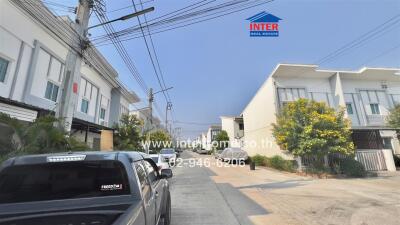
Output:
[
  {"xmin": 160, "ymin": 149, "xmax": 175, "ymax": 154},
  {"xmin": 0, "ymin": 160, "xmax": 130, "ymax": 204}
]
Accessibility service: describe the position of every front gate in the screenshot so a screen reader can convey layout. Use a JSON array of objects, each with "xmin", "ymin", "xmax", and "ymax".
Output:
[{"xmin": 355, "ymin": 150, "xmax": 387, "ymax": 171}]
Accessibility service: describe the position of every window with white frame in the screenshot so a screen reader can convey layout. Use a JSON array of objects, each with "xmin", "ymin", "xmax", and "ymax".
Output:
[
  {"xmin": 81, "ymin": 99, "xmax": 89, "ymax": 114},
  {"xmin": 346, "ymin": 103, "xmax": 354, "ymax": 115},
  {"xmin": 277, "ymin": 88, "xmax": 307, "ymax": 108},
  {"xmin": 0, "ymin": 57, "xmax": 9, "ymax": 83},
  {"xmin": 79, "ymin": 78, "xmax": 98, "ymax": 115},
  {"xmin": 120, "ymin": 105, "xmax": 129, "ymax": 116},
  {"xmin": 370, "ymin": 103, "xmax": 380, "ymax": 115},
  {"xmin": 100, "ymin": 108, "xmax": 106, "ymax": 120},
  {"xmin": 44, "ymin": 81, "xmax": 59, "ymax": 102}
]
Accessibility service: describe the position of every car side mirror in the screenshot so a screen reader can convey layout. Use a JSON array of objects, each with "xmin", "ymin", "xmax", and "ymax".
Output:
[{"xmin": 160, "ymin": 168, "xmax": 173, "ymax": 179}]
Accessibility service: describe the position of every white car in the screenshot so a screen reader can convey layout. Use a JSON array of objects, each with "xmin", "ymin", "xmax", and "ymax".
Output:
[
  {"xmin": 160, "ymin": 148, "xmax": 177, "ymax": 162},
  {"xmin": 149, "ymin": 154, "xmax": 170, "ymax": 171},
  {"xmin": 220, "ymin": 148, "xmax": 248, "ymax": 162}
]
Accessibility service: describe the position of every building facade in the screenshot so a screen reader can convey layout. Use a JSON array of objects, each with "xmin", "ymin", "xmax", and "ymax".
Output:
[
  {"xmin": 240, "ymin": 64, "xmax": 399, "ymax": 170},
  {"xmin": 220, "ymin": 116, "xmax": 244, "ymax": 148},
  {"xmin": 130, "ymin": 108, "xmax": 162, "ymax": 133},
  {"xmin": 205, "ymin": 125, "xmax": 222, "ymax": 150},
  {"xmin": 0, "ymin": 0, "xmax": 139, "ymax": 149}
]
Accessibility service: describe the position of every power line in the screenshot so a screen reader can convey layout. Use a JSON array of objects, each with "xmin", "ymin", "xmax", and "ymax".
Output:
[
  {"xmin": 131, "ymin": 0, "xmax": 169, "ymax": 103},
  {"xmin": 315, "ymin": 13, "xmax": 400, "ymax": 65},
  {"xmin": 107, "ymin": 0, "xmax": 154, "ymax": 13},
  {"xmin": 91, "ymin": 0, "xmax": 274, "ymax": 46}
]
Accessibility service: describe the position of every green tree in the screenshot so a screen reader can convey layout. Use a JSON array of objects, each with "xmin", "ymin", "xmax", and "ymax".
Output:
[
  {"xmin": 113, "ymin": 114, "xmax": 143, "ymax": 151},
  {"xmin": 387, "ymin": 104, "xmax": 400, "ymax": 128},
  {"xmin": 272, "ymin": 99, "xmax": 354, "ymax": 159},
  {"xmin": 214, "ymin": 130, "xmax": 230, "ymax": 150},
  {"xmin": 147, "ymin": 130, "xmax": 172, "ymax": 152},
  {"xmin": 0, "ymin": 113, "xmax": 88, "ymax": 160}
]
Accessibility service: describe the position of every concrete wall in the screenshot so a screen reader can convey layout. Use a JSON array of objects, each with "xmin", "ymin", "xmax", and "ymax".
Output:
[{"xmin": 242, "ymin": 77, "xmax": 289, "ymax": 158}]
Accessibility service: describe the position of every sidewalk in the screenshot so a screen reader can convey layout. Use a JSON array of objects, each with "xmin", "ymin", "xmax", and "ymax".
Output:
[{"xmin": 207, "ymin": 156, "xmax": 400, "ymax": 225}]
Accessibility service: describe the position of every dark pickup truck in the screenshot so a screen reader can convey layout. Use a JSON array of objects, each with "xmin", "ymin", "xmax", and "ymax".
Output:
[{"xmin": 0, "ymin": 151, "xmax": 173, "ymax": 225}]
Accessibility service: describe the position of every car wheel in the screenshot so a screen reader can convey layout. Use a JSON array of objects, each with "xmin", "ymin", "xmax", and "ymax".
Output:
[{"xmin": 162, "ymin": 193, "xmax": 171, "ymax": 225}]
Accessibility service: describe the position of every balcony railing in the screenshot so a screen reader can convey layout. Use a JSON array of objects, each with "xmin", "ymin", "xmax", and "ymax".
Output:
[{"xmin": 366, "ymin": 115, "xmax": 386, "ymax": 126}]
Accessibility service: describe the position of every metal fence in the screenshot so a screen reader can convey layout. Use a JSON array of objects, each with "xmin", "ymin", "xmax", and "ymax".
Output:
[
  {"xmin": 355, "ymin": 150, "xmax": 387, "ymax": 171},
  {"xmin": 300, "ymin": 150, "xmax": 388, "ymax": 172}
]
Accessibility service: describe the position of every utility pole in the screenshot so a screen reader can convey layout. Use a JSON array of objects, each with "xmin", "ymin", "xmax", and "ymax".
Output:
[
  {"xmin": 57, "ymin": 0, "xmax": 93, "ymax": 132},
  {"xmin": 148, "ymin": 88, "xmax": 153, "ymax": 129},
  {"xmin": 165, "ymin": 102, "xmax": 172, "ymax": 133}
]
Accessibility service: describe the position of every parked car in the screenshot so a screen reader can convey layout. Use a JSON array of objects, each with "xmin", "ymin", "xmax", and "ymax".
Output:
[
  {"xmin": 220, "ymin": 147, "xmax": 248, "ymax": 162},
  {"xmin": 150, "ymin": 154, "xmax": 170, "ymax": 171},
  {"xmin": 160, "ymin": 148, "xmax": 177, "ymax": 162},
  {"xmin": 214, "ymin": 150, "xmax": 224, "ymax": 159},
  {"xmin": 197, "ymin": 149, "xmax": 210, "ymax": 154},
  {"xmin": 175, "ymin": 148, "xmax": 183, "ymax": 157},
  {"xmin": 0, "ymin": 151, "xmax": 173, "ymax": 225}
]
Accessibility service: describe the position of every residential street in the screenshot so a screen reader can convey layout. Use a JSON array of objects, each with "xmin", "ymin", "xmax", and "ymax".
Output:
[
  {"xmin": 169, "ymin": 151, "xmax": 267, "ymax": 225},
  {"xmin": 170, "ymin": 151, "xmax": 400, "ymax": 225}
]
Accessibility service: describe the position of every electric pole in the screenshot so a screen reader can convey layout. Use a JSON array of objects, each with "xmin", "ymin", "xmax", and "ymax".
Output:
[
  {"xmin": 165, "ymin": 102, "xmax": 172, "ymax": 133},
  {"xmin": 148, "ymin": 88, "xmax": 153, "ymax": 129},
  {"xmin": 57, "ymin": 0, "xmax": 93, "ymax": 132}
]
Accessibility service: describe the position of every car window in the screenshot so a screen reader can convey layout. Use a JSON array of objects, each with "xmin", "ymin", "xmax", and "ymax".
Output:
[
  {"xmin": 134, "ymin": 161, "xmax": 151, "ymax": 201},
  {"xmin": 143, "ymin": 160, "xmax": 158, "ymax": 186},
  {"xmin": 0, "ymin": 161, "xmax": 130, "ymax": 204},
  {"xmin": 151, "ymin": 156, "xmax": 159, "ymax": 163}
]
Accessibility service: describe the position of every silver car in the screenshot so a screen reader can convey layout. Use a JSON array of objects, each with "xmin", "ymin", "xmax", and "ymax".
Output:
[{"xmin": 220, "ymin": 148, "xmax": 248, "ymax": 162}]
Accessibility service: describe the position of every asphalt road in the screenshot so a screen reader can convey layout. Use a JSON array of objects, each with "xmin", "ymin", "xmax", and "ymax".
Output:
[{"xmin": 169, "ymin": 151, "xmax": 266, "ymax": 225}]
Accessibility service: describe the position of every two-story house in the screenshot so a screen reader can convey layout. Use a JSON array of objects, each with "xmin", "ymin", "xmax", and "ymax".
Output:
[
  {"xmin": 241, "ymin": 64, "xmax": 399, "ymax": 171},
  {"xmin": 130, "ymin": 108, "xmax": 162, "ymax": 133},
  {"xmin": 0, "ymin": 0, "xmax": 139, "ymax": 149}
]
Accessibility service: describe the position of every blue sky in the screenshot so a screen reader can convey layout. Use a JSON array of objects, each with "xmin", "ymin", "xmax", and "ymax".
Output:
[{"xmin": 53, "ymin": 0, "xmax": 400, "ymax": 139}]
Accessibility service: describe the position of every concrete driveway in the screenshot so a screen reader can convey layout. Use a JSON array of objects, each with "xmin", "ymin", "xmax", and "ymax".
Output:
[{"xmin": 169, "ymin": 151, "xmax": 400, "ymax": 225}]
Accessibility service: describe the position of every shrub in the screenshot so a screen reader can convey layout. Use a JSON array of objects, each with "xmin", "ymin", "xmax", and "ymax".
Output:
[
  {"xmin": 251, "ymin": 154, "xmax": 267, "ymax": 166},
  {"xmin": 268, "ymin": 155, "xmax": 296, "ymax": 172},
  {"xmin": 339, "ymin": 158, "xmax": 366, "ymax": 177},
  {"xmin": 250, "ymin": 155, "xmax": 296, "ymax": 172}
]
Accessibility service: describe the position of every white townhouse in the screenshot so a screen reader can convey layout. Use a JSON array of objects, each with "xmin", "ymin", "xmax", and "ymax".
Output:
[
  {"xmin": 204, "ymin": 125, "xmax": 222, "ymax": 151},
  {"xmin": 0, "ymin": 0, "xmax": 139, "ymax": 149},
  {"xmin": 220, "ymin": 116, "xmax": 244, "ymax": 148},
  {"xmin": 240, "ymin": 63, "xmax": 400, "ymax": 171}
]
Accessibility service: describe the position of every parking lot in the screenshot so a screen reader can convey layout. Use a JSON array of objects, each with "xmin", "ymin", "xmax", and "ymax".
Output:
[{"xmin": 170, "ymin": 151, "xmax": 400, "ymax": 225}]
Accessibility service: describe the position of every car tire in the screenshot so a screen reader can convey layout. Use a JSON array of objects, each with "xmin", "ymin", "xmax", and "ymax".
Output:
[{"xmin": 162, "ymin": 193, "xmax": 171, "ymax": 225}]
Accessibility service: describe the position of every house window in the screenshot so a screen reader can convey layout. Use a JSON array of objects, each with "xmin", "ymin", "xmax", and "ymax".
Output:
[
  {"xmin": 44, "ymin": 81, "xmax": 59, "ymax": 102},
  {"xmin": 239, "ymin": 123, "xmax": 244, "ymax": 130},
  {"xmin": 0, "ymin": 57, "xmax": 9, "ymax": 83},
  {"xmin": 81, "ymin": 99, "xmax": 89, "ymax": 114},
  {"xmin": 100, "ymin": 108, "xmax": 106, "ymax": 120},
  {"xmin": 370, "ymin": 103, "xmax": 380, "ymax": 115},
  {"xmin": 382, "ymin": 138, "xmax": 393, "ymax": 150},
  {"xmin": 346, "ymin": 103, "xmax": 353, "ymax": 115}
]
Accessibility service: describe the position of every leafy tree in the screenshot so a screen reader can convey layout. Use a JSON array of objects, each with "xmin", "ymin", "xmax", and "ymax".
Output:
[
  {"xmin": 113, "ymin": 114, "xmax": 143, "ymax": 151},
  {"xmin": 272, "ymin": 99, "xmax": 354, "ymax": 158},
  {"xmin": 214, "ymin": 130, "xmax": 230, "ymax": 150},
  {"xmin": 387, "ymin": 104, "xmax": 400, "ymax": 128},
  {"xmin": 0, "ymin": 113, "xmax": 88, "ymax": 160},
  {"xmin": 146, "ymin": 130, "xmax": 172, "ymax": 152}
]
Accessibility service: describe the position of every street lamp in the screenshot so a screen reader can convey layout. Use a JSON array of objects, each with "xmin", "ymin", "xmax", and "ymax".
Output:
[{"xmin": 87, "ymin": 7, "xmax": 155, "ymax": 30}]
